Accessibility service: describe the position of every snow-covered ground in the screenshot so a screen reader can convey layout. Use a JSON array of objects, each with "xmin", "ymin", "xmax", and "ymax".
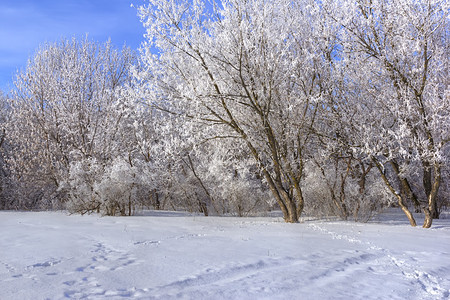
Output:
[{"xmin": 1, "ymin": 210, "xmax": 449, "ymax": 300}]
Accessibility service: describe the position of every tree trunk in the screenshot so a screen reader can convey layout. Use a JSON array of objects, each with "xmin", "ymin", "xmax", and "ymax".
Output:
[
  {"xmin": 151, "ymin": 189, "xmax": 160, "ymax": 210},
  {"xmin": 422, "ymin": 208, "xmax": 432, "ymax": 228},
  {"xmin": 286, "ymin": 197, "xmax": 299, "ymax": 223},
  {"xmin": 295, "ymin": 185, "xmax": 305, "ymax": 220},
  {"xmin": 243, "ymin": 138, "xmax": 298, "ymax": 222},
  {"xmin": 431, "ymin": 205, "xmax": 439, "ymax": 219},
  {"xmin": 422, "ymin": 164, "xmax": 441, "ymax": 228},
  {"xmin": 273, "ymin": 178, "xmax": 299, "ymax": 223},
  {"xmin": 422, "ymin": 161, "xmax": 440, "ymax": 219},
  {"xmin": 199, "ymin": 200, "xmax": 208, "ymax": 216},
  {"xmin": 372, "ymin": 157, "xmax": 417, "ymax": 226},
  {"xmin": 400, "ymin": 200, "xmax": 417, "ymax": 227},
  {"xmin": 128, "ymin": 197, "xmax": 132, "ymax": 216},
  {"xmin": 185, "ymin": 155, "xmax": 218, "ymax": 215},
  {"xmin": 389, "ymin": 160, "xmax": 421, "ymax": 212}
]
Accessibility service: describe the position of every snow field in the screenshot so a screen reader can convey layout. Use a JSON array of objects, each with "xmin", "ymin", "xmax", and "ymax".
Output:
[{"xmin": 0, "ymin": 210, "xmax": 449, "ymax": 299}]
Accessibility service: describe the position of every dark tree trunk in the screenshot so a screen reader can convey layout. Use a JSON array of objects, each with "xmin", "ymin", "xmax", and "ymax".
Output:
[{"xmin": 373, "ymin": 157, "xmax": 417, "ymax": 226}]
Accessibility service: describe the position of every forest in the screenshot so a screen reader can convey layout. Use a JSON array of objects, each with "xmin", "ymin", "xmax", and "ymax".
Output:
[{"xmin": 0, "ymin": 0, "xmax": 448, "ymax": 228}]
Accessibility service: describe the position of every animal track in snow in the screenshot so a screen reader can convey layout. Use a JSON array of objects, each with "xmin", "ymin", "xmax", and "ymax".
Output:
[
  {"xmin": 78, "ymin": 242, "xmax": 143, "ymax": 272},
  {"xmin": 388, "ymin": 255, "xmax": 448, "ymax": 298},
  {"xmin": 133, "ymin": 233, "xmax": 206, "ymax": 247},
  {"xmin": 0, "ymin": 260, "xmax": 16, "ymax": 273},
  {"xmin": 61, "ymin": 242, "xmax": 145, "ymax": 298},
  {"xmin": 27, "ymin": 259, "xmax": 62, "ymax": 269},
  {"xmin": 134, "ymin": 240, "xmax": 160, "ymax": 246}
]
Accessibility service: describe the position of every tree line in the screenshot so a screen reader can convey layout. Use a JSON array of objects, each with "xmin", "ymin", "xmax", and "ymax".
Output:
[{"xmin": 0, "ymin": 0, "xmax": 448, "ymax": 227}]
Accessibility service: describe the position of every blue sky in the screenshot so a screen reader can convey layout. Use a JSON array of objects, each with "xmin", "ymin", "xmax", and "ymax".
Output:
[{"xmin": 0, "ymin": 0, "xmax": 146, "ymax": 93}]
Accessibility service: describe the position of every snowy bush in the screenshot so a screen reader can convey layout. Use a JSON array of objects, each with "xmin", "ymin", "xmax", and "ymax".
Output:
[
  {"xmin": 64, "ymin": 158, "xmax": 103, "ymax": 214},
  {"xmin": 65, "ymin": 157, "xmax": 155, "ymax": 216},
  {"xmin": 302, "ymin": 157, "xmax": 393, "ymax": 222},
  {"xmin": 204, "ymin": 147, "xmax": 273, "ymax": 216}
]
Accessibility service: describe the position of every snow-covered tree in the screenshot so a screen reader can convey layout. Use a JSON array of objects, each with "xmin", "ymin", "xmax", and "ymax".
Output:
[
  {"xmin": 0, "ymin": 92, "xmax": 9, "ymax": 209},
  {"xmin": 325, "ymin": 0, "xmax": 449, "ymax": 227},
  {"xmin": 2, "ymin": 0, "xmax": 446, "ymax": 226},
  {"xmin": 136, "ymin": 0, "xmax": 339, "ymax": 222},
  {"xmin": 6, "ymin": 37, "xmax": 137, "ymax": 211},
  {"xmin": 134, "ymin": 95, "xmax": 273, "ymax": 216}
]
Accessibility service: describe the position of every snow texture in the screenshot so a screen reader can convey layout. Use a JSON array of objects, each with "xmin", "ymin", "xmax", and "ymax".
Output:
[{"xmin": 1, "ymin": 210, "xmax": 449, "ymax": 299}]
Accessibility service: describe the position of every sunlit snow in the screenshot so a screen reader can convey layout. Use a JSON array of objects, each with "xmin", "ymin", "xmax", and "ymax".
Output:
[{"xmin": 1, "ymin": 210, "xmax": 449, "ymax": 299}]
